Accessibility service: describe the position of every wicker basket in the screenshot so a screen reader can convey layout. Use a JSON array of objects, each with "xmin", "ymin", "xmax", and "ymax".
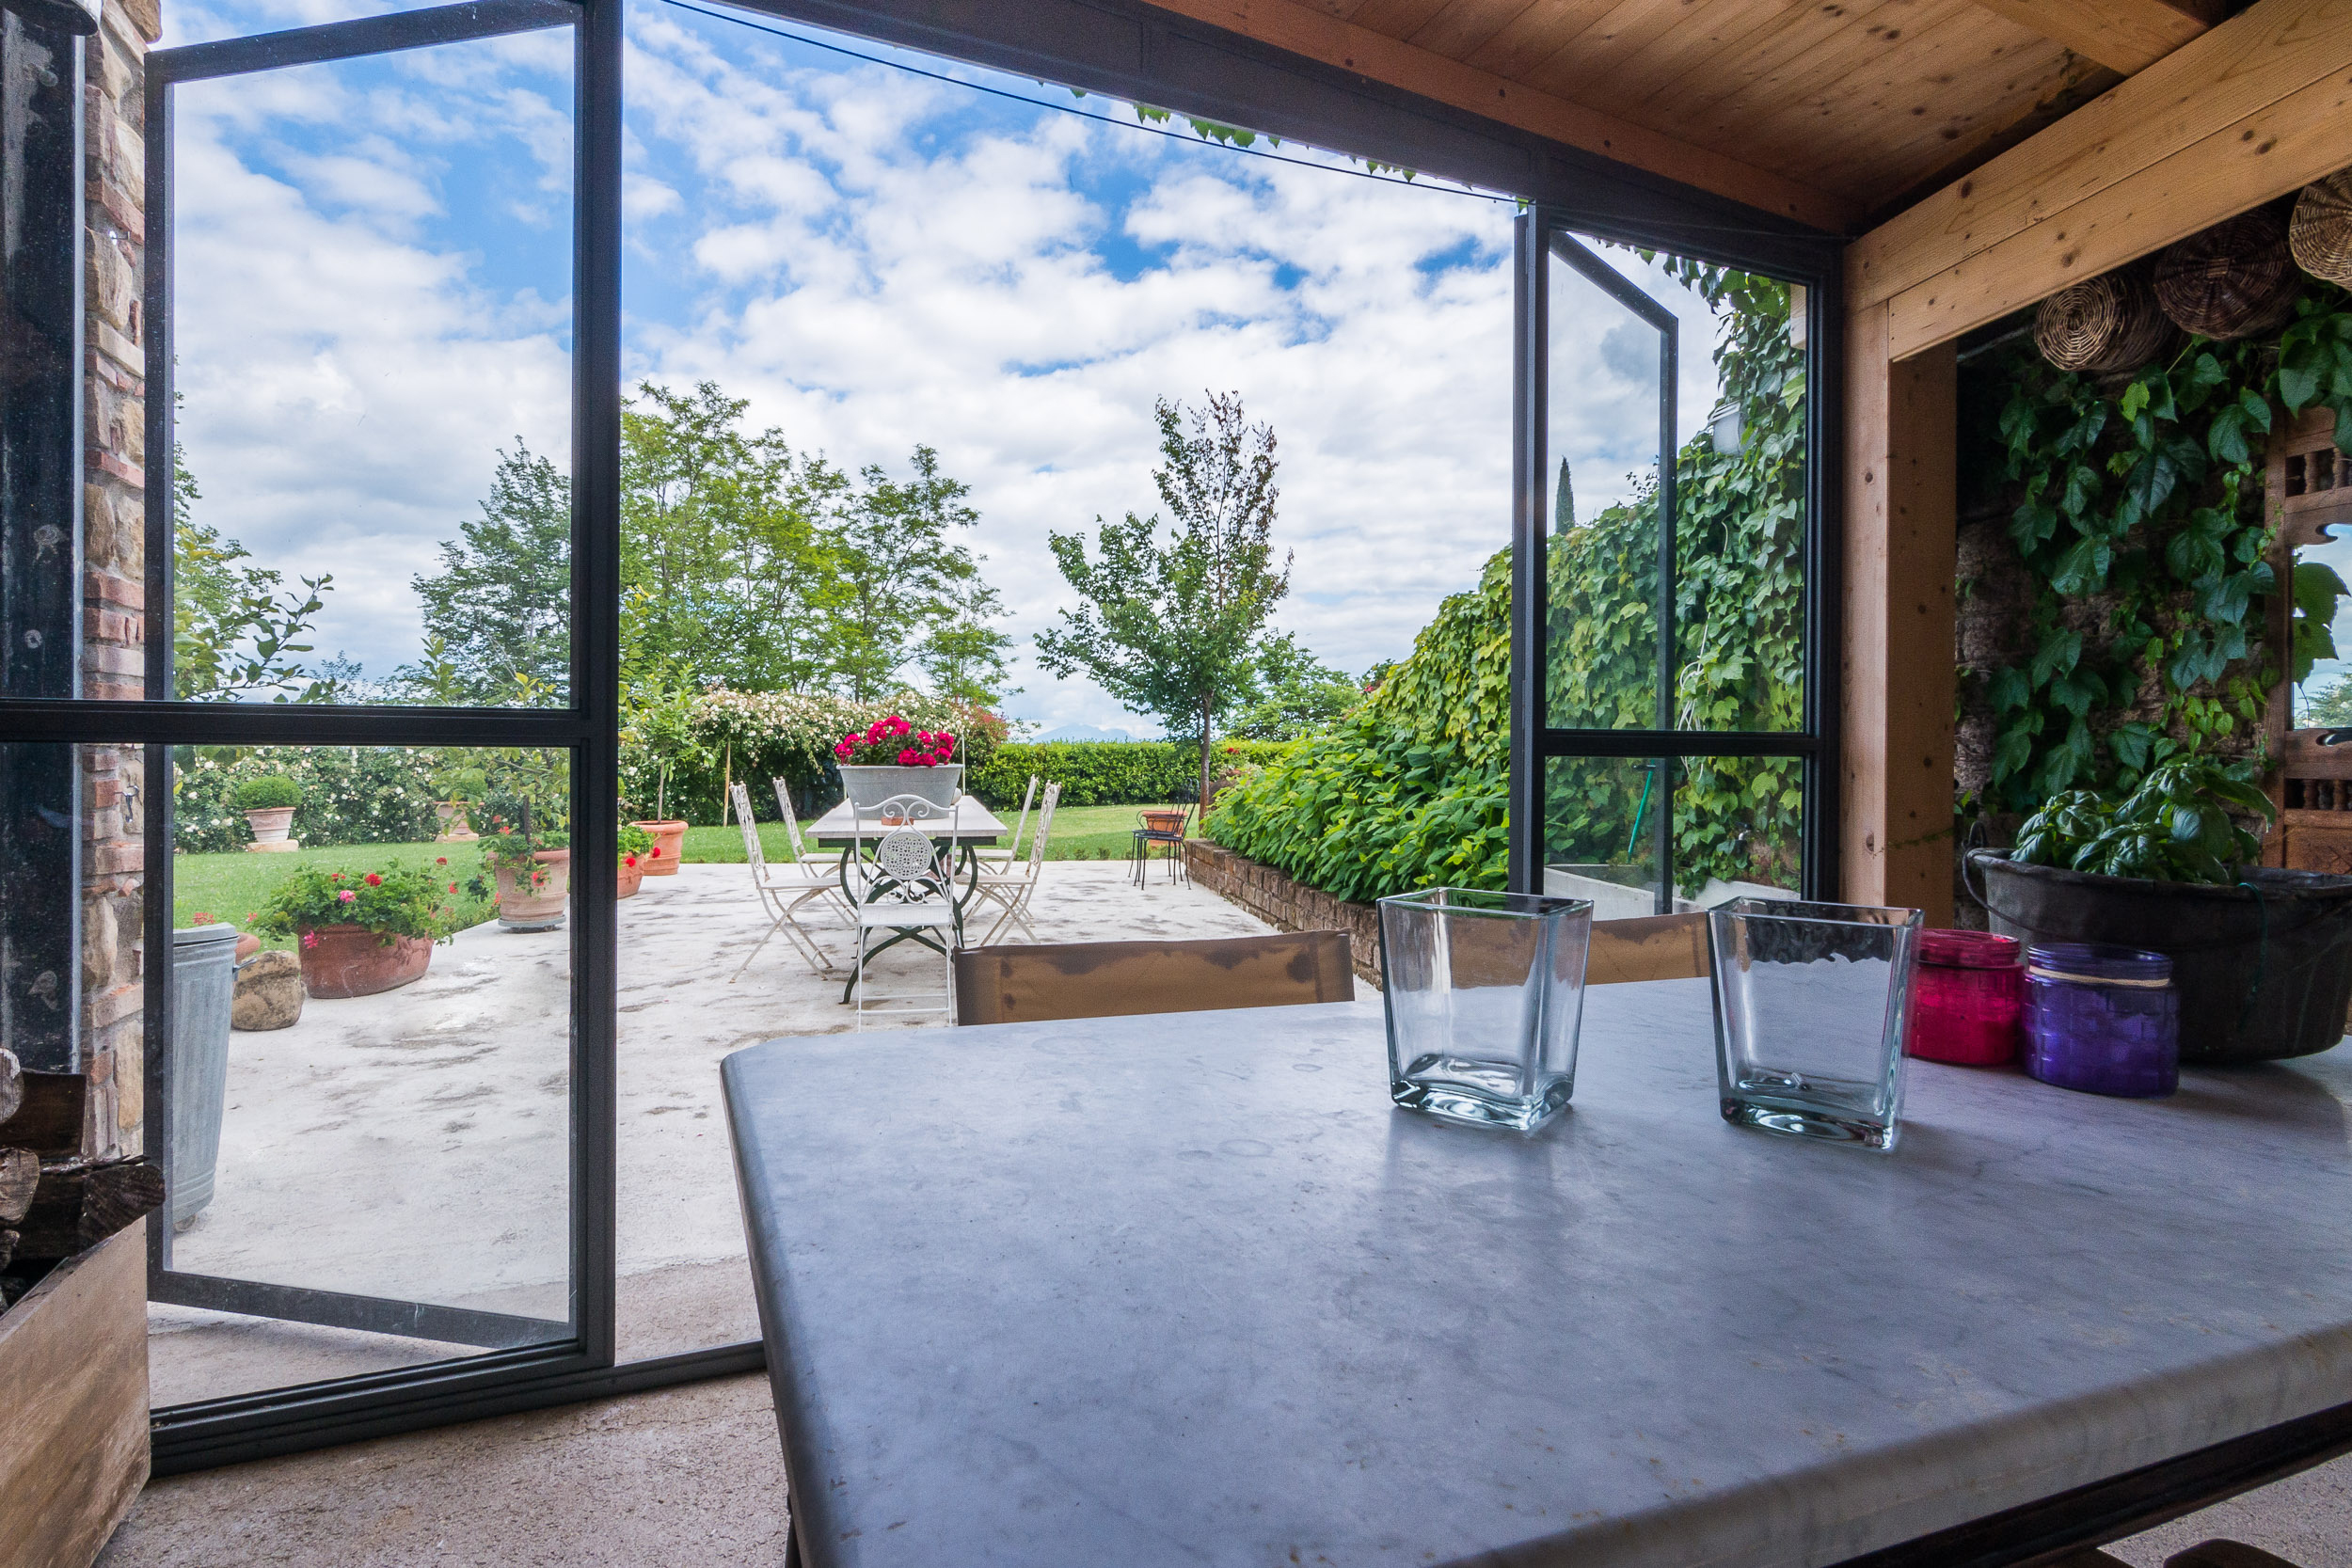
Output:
[
  {"xmin": 2291, "ymin": 170, "xmax": 2352, "ymax": 287},
  {"xmin": 2033, "ymin": 265, "xmax": 2177, "ymax": 372},
  {"xmin": 2153, "ymin": 209, "xmax": 2303, "ymax": 341}
]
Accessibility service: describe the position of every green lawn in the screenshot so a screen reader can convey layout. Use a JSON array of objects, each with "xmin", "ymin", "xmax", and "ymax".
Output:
[
  {"xmin": 177, "ymin": 804, "xmax": 1198, "ymax": 942},
  {"xmin": 174, "ymin": 841, "xmax": 499, "ymax": 951},
  {"xmin": 677, "ymin": 802, "xmax": 1191, "ymax": 865}
]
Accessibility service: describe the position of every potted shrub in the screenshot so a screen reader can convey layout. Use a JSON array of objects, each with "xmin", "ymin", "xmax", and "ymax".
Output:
[
  {"xmin": 430, "ymin": 757, "xmax": 486, "ymax": 843},
  {"xmin": 481, "ymin": 819, "xmax": 571, "ymax": 931},
  {"xmin": 232, "ymin": 774, "xmax": 303, "ymax": 852},
  {"xmin": 834, "ymin": 717, "xmax": 962, "ymax": 811},
  {"xmin": 618, "ymin": 821, "xmax": 653, "ymax": 899},
  {"xmin": 254, "ymin": 863, "xmax": 457, "ymax": 999},
  {"xmin": 1968, "ymin": 757, "xmax": 2352, "ymax": 1062}
]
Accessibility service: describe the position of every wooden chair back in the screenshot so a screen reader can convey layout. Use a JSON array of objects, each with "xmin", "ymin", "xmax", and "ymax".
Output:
[
  {"xmin": 1585, "ymin": 911, "xmax": 1710, "ymax": 985},
  {"xmin": 955, "ymin": 930, "xmax": 1354, "ymax": 1026}
]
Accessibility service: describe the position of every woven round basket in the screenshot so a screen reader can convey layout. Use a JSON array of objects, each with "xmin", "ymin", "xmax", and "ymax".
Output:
[
  {"xmin": 2153, "ymin": 209, "xmax": 2302, "ymax": 341},
  {"xmin": 2290, "ymin": 170, "xmax": 2352, "ymax": 287},
  {"xmin": 2033, "ymin": 266, "xmax": 2177, "ymax": 372}
]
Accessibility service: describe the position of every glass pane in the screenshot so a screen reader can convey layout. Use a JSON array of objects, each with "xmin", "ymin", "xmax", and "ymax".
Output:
[
  {"xmin": 1543, "ymin": 752, "xmax": 1803, "ymax": 915},
  {"xmin": 1544, "ymin": 241, "xmax": 1666, "ymax": 731},
  {"xmin": 1543, "ymin": 239, "xmax": 1809, "ymax": 734},
  {"xmin": 148, "ymin": 741, "xmax": 577, "ymax": 1406},
  {"xmin": 166, "ymin": 28, "xmax": 576, "ymax": 706},
  {"xmin": 1542, "ymin": 755, "xmax": 1664, "ymax": 917}
]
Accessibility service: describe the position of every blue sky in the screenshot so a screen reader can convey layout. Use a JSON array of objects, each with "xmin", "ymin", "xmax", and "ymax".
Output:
[{"xmin": 162, "ymin": 0, "xmax": 1726, "ymax": 733}]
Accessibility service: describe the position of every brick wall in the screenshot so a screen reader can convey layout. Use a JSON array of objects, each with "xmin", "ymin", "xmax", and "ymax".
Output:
[
  {"xmin": 1183, "ymin": 840, "xmax": 1385, "ymax": 990},
  {"xmin": 81, "ymin": 0, "xmax": 155, "ymax": 1157}
]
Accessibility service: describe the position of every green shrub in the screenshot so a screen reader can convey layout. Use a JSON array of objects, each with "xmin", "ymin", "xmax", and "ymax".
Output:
[
  {"xmin": 179, "ymin": 749, "xmax": 440, "ymax": 852},
  {"xmin": 252, "ymin": 863, "xmax": 459, "ymax": 942},
  {"xmin": 969, "ymin": 739, "xmax": 1290, "ymax": 807},
  {"xmin": 231, "ymin": 775, "xmax": 302, "ymax": 811}
]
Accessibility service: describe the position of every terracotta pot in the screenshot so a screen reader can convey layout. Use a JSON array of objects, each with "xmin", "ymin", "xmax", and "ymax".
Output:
[
  {"xmin": 298, "ymin": 924, "xmax": 432, "ymax": 999},
  {"xmin": 633, "ymin": 820, "xmax": 687, "ymax": 876},
  {"xmin": 495, "ymin": 849, "xmax": 571, "ymax": 930},
  {"xmin": 242, "ymin": 805, "xmax": 300, "ymax": 853},
  {"xmin": 617, "ymin": 856, "xmax": 644, "ymax": 899},
  {"xmin": 434, "ymin": 801, "xmax": 479, "ymax": 842}
]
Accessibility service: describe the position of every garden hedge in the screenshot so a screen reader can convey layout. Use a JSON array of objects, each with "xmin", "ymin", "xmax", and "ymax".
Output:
[{"xmin": 968, "ymin": 740, "xmax": 1290, "ymax": 808}]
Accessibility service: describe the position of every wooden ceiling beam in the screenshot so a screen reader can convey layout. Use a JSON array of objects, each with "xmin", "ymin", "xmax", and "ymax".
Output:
[
  {"xmin": 1136, "ymin": 0, "xmax": 1862, "ymax": 229},
  {"xmin": 1846, "ymin": 0, "xmax": 2352, "ymax": 357},
  {"xmin": 1965, "ymin": 0, "xmax": 2218, "ymax": 75}
]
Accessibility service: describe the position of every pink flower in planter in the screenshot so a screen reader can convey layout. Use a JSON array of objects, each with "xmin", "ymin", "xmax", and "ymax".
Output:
[
  {"xmin": 898, "ymin": 748, "xmax": 918, "ymax": 766},
  {"xmin": 301, "ymin": 931, "xmax": 319, "ymax": 950},
  {"xmin": 339, "ymin": 890, "xmax": 358, "ymax": 903}
]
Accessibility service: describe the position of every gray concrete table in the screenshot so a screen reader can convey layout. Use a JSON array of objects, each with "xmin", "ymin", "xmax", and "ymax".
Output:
[{"xmin": 722, "ymin": 978, "xmax": 2352, "ymax": 1568}]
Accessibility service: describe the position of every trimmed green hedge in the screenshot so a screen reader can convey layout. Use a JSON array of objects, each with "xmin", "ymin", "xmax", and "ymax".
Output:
[{"xmin": 970, "ymin": 740, "xmax": 1290, "ymax": 807}]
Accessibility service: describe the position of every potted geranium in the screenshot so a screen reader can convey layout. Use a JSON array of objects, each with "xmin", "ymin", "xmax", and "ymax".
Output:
[
  {"xmin": 254, "ymin": 863, "xmax": 456, "ymax": 999},
  {"xmin": 233, "ymin": 775, "xmax": 303, "ymax": 852},
  {"xmin": 834, "ymin": 717, "xmax": 961, "ymax": 811},
  {"xmin": 618, "ymin": 821, "xmax": 654, "ymax": 899}
]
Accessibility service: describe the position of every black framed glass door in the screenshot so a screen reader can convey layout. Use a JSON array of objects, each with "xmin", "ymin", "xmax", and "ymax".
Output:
[
  {"xmin": 126, "ymin": 0, "xmax": 627, "ymax": 1465},
  {"xmin": 1510, "ymin": 207, "xmax": 1830, "ymax": 909}
]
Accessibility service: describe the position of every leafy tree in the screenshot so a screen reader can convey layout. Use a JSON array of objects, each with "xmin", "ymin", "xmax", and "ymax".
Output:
[
  {"xmin": 920, "ymin": 573, "xmax": 1019, "ymax": 708},
  {"xmin": 172, "ymin": 442, "xmax": 338, "ymax": 703},
  {"xmin": 819, "ymin": 445, "xmax": 983, "ymax": 701},
  {"xmin": 1037, "ymin": 392, "xmax": 1291, "ymax": 806},
  {"xmin": 405, "ymin": 442, "xmax": 571, "ymax": 703},
  {"xmin": 1228, "ymin": 631, "xmax": 1360, "ymax": 738}
]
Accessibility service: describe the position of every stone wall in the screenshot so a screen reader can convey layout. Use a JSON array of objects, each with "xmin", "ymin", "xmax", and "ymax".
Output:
[
  {"xmin": 81, "ymin": 0, "xmax": 155, "ymax": 1157},
  {"xmin": 1183, "ymin": 840, "xmax": 1385, "ymax": 990}
]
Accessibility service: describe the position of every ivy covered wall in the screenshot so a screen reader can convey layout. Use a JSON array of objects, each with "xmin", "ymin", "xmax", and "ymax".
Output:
[{"xmin": 1954, "ymin": 284, "xmax": 2352, "ymax": 849}]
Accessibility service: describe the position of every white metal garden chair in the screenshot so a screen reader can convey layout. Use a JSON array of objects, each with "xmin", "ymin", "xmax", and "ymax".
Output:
[
  {"xmin": 727, "ymin": 782, "xmax": 844, "ymax": 982},
  {"xmin": 848, "ymin": 792, "xmax": 961, "ymax": 1028},
  {"xmin": 970, "ymin": 782, "xmax": 1060, "ymax": 945},
  {"xmin": 974, "ymin": 774, "xmax": 1040, "ymax": 870},
  {"xmin": 771, "ymin": 776, "xmax": 850, "ymax": 916}
]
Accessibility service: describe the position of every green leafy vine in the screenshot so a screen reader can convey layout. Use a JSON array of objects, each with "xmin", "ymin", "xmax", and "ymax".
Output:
[{"xmin": 1975, "ymin": 286, "xmax": 2352, "ymax": 816}]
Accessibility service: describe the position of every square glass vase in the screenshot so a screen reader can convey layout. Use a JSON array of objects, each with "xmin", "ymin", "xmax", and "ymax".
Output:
[
  {"xmin": 1376, "ymin": 887, "xmax": 1594, "ymax": 1132},
  {"xmin": 1707, "ymin": 898, "xmax": 1923, "ymax": 1152}
]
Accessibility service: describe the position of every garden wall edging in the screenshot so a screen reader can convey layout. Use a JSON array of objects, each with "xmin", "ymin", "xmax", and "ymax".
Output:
[{"xmin": 1184, "ymin": 840, "xmax": 1384, "ymax": 990}]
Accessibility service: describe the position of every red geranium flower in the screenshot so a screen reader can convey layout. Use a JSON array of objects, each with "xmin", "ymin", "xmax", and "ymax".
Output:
[
  {"xmin": 898, "ymin": 748, "xmax": 919, "ymax": 766},
  {"xmin": 436, "ymin": 856, "xmax": 447, "ymax": 865},
  {"xmin": 301, "ymin": 931, "xmax": 319, "ymax": 950},
  {"xmin": 363, "ymin": 872, "xmax": 383, "ymax": 886},
  {"xmin": 624, "ymin": 855, "xmax": 638, "ymax": 868},
  {"xmin": 329, "ymin": 872, "xmax": 344, "ymax": 881},
  {"xmin": 450, "ymin": 881, "xmax": 459, "ymax": 893},
  {"xmin": 649, "ymin": 846, "xmax": 661, "ymax": 859}
]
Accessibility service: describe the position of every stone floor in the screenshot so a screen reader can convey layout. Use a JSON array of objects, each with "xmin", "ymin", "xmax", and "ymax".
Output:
[{"xmin": 149, "ymin": 858, "xmax": 1273, "ymax": 1405}]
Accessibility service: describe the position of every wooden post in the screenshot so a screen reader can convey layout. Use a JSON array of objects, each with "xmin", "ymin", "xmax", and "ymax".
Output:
[{"xmin": 1840, "ymin": 300, "xmax": 1958, "ymax": 927}]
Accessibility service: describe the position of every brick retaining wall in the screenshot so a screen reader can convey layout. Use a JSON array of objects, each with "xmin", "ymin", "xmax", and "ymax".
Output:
[{"xmin": 1183, "ymin": 840, "xmax": 1384, "ymax": 990}]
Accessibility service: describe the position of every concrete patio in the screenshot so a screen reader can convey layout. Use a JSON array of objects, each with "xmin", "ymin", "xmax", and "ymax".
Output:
[{"xmin": 150, "ymin": 857, "xmax": 1275, "ymax": 1406}]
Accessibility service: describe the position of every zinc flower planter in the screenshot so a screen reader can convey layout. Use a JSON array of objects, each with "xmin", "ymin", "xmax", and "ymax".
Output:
[
  {"xmin": 839, "ymin": 764, "xmax": 963, "ymax": 812},
  {"xmin": 496, "ymin": 849, "xmax": 571, "ymax": 930},
  {"xmin": 242, "ymin": 806, "xmax": 299, "ymax": 853},
  {"xmin": 298, "ymin": 924, "xmax": 433, "ymax": 999},
  {"xmin": 632, "ymin": 821, "xmax": 687, "ymax": 876}
]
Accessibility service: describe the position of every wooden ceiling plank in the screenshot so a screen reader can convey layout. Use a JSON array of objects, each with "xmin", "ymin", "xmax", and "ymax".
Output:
[
  {"xmin": 1133, "ymin": 0, "xmax": 1862, "ymax": 227},
  {"xmin": 1645, "ymin": 0, "xmax": 1968, "ymax": 137},
  {"xmin": 1615, "ymin": 0, "xmax": 1920, "ymax": 136},
  {"xmin": 1461, "ymin": 0, "xmax": 1635, "ymax": 79},
  {"xmin": 1848, "ymin": 0, "xmax": 2352, "ymax": 309},
  {"xmin": 1777, "ymin": 54, "xmax": 2091, "ymax": 202},
  {"xmin": 1405, "ymin": 0, "xmax": 1552, "ymax": 58},
  {"xmin": 1964, "ymin": 0, "xmax": 2214, "ymax": 76},
  {"xmin": 1881, "ymin": 56, "xmax": 2352, "ymax": 355},
  {"xmin": 1534, "ymin": 0, "xmax": 1792, "ymax": 112},
  {"xmin": 1343, "ymin": 0, "xmax": 1457, "ymax": 41},
  {"xmin": 1723, "ymin": 6, "xmax": 2042, "ymax": 149}
]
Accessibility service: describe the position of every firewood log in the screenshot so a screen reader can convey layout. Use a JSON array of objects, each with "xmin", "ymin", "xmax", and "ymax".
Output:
[
  {"xmin": 0, "ymin": 1149, "xmax": 36, "ymax": 1227},
  {"xmin": 0, "ymin": 1048, "xmax": 19, "ymax": 1129},
  {"xmin": 12, "ymin": 1158, "xmax": 165, "ymax": 1261},
  {"xmin": 0, "ymin": 1071, "xmax": 86, "ymax": 1158}
]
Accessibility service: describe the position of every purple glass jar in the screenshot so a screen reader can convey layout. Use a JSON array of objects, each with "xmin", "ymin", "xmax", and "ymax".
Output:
[{"xmin": 2022, "ymin": 943, "xmax": 2179, "ymax": 1098}]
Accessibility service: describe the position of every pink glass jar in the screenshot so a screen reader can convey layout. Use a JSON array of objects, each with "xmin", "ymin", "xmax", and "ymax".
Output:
[{"xmin": 1908, "ymin": 928, "xmax": 2024, "ymax": 1065}]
